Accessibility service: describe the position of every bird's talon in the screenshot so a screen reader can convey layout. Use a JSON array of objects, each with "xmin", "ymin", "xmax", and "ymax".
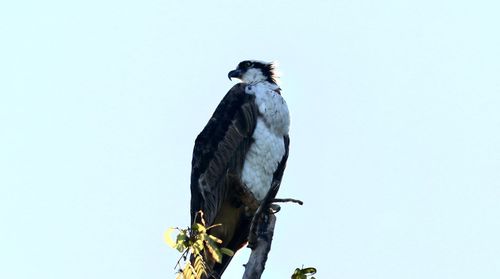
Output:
[{"xmin": 270, "ymin": 204, "xmax": 281, "ymax": 213}]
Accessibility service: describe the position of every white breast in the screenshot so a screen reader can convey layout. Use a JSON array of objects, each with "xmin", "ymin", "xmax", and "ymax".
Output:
[{"xmin": 241, "ymin": 82, "xmax": 290, "ymax": 201}]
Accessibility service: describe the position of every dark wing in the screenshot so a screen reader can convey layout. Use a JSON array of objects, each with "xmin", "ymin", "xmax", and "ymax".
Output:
[{"xmin": 190, "ymin": 83, "xmax": 258, "ymax": 226}]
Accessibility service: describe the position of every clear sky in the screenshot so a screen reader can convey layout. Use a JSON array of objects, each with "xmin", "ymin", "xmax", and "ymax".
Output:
[{"xmin": 1, "ymin": 0, "xmax": 499, "ymax": 278}]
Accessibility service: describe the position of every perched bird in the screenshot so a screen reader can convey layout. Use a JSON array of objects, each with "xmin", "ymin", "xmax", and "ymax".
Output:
[{"xmin": 190, "ymin": 60, "xmax": 290, "ymax": 277}]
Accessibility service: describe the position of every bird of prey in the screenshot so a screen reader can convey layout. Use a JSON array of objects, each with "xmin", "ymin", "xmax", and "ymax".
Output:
[{"xmin": 190, "ymin": 60, "xmax": 290, "ymax": 277}]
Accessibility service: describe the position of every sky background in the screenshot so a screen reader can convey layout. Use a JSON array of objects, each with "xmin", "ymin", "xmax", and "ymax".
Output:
[{"xmin": 1, "ymin": 0, "xmax": 499, "ymax": 278}]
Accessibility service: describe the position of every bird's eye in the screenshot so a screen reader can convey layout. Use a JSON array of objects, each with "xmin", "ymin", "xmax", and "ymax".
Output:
[{"xmin": 243, "ymin": 61, "xmax": 253, "ymax": 68}]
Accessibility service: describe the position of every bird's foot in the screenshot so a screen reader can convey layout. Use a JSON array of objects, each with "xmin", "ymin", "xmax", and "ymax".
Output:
[{"xmin": 269, "ymin": 204, "xmax": 281, "ymax": 214}]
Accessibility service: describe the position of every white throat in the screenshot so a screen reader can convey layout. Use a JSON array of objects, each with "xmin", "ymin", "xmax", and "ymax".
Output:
[{"xmin": 241, "ymin": 68, "xmax": 267, "ymax": 84}]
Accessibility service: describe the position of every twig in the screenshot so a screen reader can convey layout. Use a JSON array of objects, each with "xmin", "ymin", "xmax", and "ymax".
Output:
[{"xmin": 272, "ymin": 198, "xmax": 303, "ymax": 205}]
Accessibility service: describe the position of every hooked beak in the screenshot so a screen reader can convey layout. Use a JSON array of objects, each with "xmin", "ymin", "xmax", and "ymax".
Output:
[{"xmin": 228, "ymin": 69, "xmax": 242, "ymax": 81}]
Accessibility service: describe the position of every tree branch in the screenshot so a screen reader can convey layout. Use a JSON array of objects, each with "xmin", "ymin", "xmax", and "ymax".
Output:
[
  {"xmin": 242, "ymin": 213, "xmax": 276, "ymax": 279},
  {"xmin": 241, "ymin": 194, "xmax": 303, "ymax": 278},
  {"xmin": 272, "ymin": 198, "xmax": 303, "ymax": 205},
  {"xmin": 235, "ymin": 179, "xmax": 303, "ymax": 279}
]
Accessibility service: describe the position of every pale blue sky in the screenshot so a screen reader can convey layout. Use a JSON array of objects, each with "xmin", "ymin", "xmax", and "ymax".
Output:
[{"xmin": 1, "ymin": 0, "xmax": 499, "ymax": 278}]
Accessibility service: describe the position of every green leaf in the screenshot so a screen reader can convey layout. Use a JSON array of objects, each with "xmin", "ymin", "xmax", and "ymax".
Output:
[
  {"xmin": 193, "ymin": 255, "xmax": 207, "ymax": 278},
  {"xmin": 291, "ymin": 267, "xmax": 317, "ymax": 279},
  {"xmin": 182, "ymin": 262, "xmax": 195, "ymax": 279},
  {"xmin": 176, "ymin": 229, "xmax": 188, "ymax": 241},
  {"xmin": 220, "ymin": 247, "xmax": 234, "ymax": 257},
  {"xmin": 301, "ymin": 267, "xmax": 317, "ymax": 275},
  {"xmin": 192, "ymin": 239, "xmax": 204, "ymax": 254},
  {"xmin": 164, "ymin": 228, "xmax": 177, "ymax": 248},
  {"xmin": 208, "ymin": 234, "xmax": 223, "ymax": 244},
  {"xmin": 192, "ymin": 223, "xmax": 206, "ymax": 234},
  {"xmin": 205, "ymin": 238, "xmax": 223, "ymax": 263}
]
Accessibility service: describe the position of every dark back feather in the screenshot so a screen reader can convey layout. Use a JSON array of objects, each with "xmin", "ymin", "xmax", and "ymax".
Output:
[{"xmin": 190, "ymin": 83, "xmax": 258, "ymax": 225}]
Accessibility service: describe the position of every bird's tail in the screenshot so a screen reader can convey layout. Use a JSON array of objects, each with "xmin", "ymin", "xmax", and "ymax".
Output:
[{"xmin": 209, "ymin": 220, "xmax": 251, "ymax": 278}]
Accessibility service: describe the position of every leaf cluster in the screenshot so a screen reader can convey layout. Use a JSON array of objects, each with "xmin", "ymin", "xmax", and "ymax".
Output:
[
  {"xmin": 165, "ymin": 211, "xmax": 234, "ymax": 279},
  {"xmin": 291, "ymin": 267, "xmax": 317, "ymax": 279}
]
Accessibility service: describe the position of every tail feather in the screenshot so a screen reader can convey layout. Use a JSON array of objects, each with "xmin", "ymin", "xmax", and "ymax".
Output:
[{"xmin": 211, "ymin": 219, "xmax": 251, "ymax": 278}]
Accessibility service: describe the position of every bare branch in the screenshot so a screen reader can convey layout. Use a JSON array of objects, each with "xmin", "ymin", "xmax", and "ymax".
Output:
[
  {"xmin": 272, "ymin": 198, "xmax": 303, "ymax": 205},
  {"xmin": 242, "ymin": 213, "xmax": 276, "ymax": 279},
  {"xmin": 242, "ymin": 194, "xmax": 303, "ymax": 277},
  {"xmin": 237, "ymin": 179, "xmax": 302, "ymax": 278}
]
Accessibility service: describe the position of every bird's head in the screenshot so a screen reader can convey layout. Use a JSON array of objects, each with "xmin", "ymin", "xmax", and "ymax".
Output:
[{"xmin": 228, "ymin": 60, "xmax": 278, "ymax": 84}]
